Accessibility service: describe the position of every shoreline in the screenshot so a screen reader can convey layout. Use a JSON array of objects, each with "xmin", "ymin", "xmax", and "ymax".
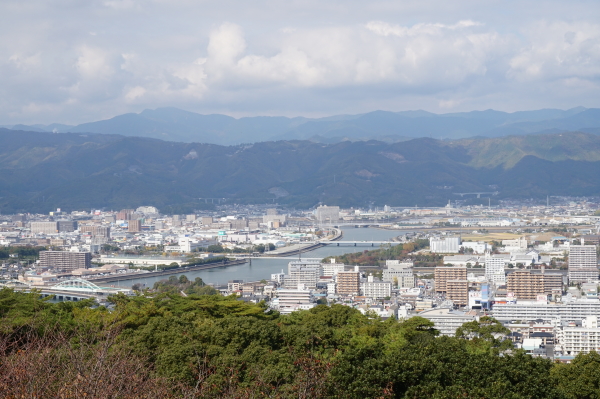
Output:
[{"xmin": 88, "ymin": 259, "xmax": 247, "ymax": 284}]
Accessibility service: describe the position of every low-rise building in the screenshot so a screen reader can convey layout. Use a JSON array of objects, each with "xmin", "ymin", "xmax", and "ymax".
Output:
[
  {"xmin": 418, "ymin": 307, "xmax": 479, "ymax": 336},
  {"xmin": 555, "ymin": 316, "xmax": 600, "ymax": 356},
  {"xmin": 361, "ymin": 274, "xmax": 392, "ymax": 299}
]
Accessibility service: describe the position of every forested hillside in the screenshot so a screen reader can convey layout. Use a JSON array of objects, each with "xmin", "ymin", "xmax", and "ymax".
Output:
[
  {"xmin": 0, "ymin": 288, "xmax": 597, "ymax": 398},
  {"xmin": 2, "ymin": 129, "xmax": 600, "ymax": 212}
]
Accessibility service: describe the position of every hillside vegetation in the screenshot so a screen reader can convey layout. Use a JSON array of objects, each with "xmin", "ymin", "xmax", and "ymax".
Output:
[
  {"xmin": 1, "ymin": 129, "xmax": 600, "ymax": 212},
  {"xmin": 454, "ymin": 132, "xmax": 600, "ymax": 168},
  {"xmin": 0, "ymin": 288, "xmax": 597, "ymax": 398}
]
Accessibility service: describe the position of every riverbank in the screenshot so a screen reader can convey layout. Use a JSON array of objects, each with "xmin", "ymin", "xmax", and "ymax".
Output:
[
  {"xmin": 260, "ymin": 228, "xmax": 343, "ymax": 257},
  {"xmin": 89, "ymin": 259, "xmax": 247, "ymax": 284}
]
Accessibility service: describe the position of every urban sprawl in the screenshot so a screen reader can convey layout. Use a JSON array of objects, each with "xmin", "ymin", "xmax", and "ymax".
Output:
[{"xmin": 2, "ymin": 197, "xmax": 600, "ymax": 363}]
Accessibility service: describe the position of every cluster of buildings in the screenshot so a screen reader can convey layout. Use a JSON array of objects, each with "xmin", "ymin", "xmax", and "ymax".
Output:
[
  {"xmin": 2, "ymin": 197, "xmax": 600, "ymax": 361},
  {"xmin": 260, "ymin": 258, "xmax": 419, "ymax": 315}
]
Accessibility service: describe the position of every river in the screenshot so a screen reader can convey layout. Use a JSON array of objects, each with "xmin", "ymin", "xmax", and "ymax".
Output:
[{"xmin": 109, "ymin": 227, "xmax": 404, "ymax": 289}]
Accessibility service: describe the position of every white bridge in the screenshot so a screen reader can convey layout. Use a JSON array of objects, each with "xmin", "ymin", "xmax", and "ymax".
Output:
[
  {"xmin": 320, "ymin": 241, "xmax": 400, "ymax": 247},
  {"xmin": 1, "ymin": 278, "xmax": 132, "ymax": 302}
]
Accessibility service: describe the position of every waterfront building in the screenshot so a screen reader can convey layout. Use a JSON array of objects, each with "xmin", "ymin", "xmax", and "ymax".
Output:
[
  {"xmin": 315, "ymin": 205, "xmax": 340, "ymax": 223},
  {"xmin": 322, "ymin": 259, "xmax": 346, "ymax": 276},
  {"xmin": 285, "ymin": 260, "xmax": 322, "ymax": 289}
]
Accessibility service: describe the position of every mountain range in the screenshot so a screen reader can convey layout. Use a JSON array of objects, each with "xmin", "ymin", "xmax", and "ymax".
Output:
[
  {"xmin": 1, "ymin": 128, "xmax": 600, "ymax": 213},
  {"xmin": 4, "ymin": 106, "xmax": 600, "ymax": 145}
]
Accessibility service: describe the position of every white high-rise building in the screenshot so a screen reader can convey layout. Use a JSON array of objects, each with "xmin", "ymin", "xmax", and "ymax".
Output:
[
  {"xmin": 569, "ymin": 245, "xmax": 598, "ymax": 283},
  {"xmin": 284, "ymin": 260, "xmax": 323, "ymax": 288},
  {"xmin": 322, "ymin": 258, "xmax": 346, "ymax": 276},
  {"xmin": 485, "ymin": 253, "xmax": 506, "ymax": 285},
  {"xmin": 315, "ymin": 205, "xmax": 340, "ymax": 223}
]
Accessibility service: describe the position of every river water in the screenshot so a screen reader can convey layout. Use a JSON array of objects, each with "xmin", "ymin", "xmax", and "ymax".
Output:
[{"xmin": 110, "ymin": 227, "xmax": 404, "ymax": 289}]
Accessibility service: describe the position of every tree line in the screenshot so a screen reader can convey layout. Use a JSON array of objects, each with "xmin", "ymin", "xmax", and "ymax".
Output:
[{"xmin": 0, "ymin": 287, "xmax": 598, "ymax": 398}]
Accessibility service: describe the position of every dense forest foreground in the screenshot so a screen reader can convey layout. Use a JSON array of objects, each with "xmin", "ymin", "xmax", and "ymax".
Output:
[{"xmin": 0, "ymin": 288, "xmax": 598, "ymax": 398}]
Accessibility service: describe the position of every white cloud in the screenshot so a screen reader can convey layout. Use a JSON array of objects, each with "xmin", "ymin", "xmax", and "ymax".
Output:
[
  {"xmin": 508, "ymin": 21, "xmax": 600, "ymax": 81},
  {"xmin": 124, "ymin": 85, "xmax": 146, "ymax": 101},
  {"xmin": 0, "ymin": 0, "xmax": 598, "ymax": 123}
]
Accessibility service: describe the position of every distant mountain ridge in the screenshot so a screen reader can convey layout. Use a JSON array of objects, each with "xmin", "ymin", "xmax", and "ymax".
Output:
[
  {"xmin": 5, "ymin": 106, "xmax": 599, "ymax": 145},
  {"xmin": 1, "ymin": 128, "xmax": 600, "ymax": 213}
]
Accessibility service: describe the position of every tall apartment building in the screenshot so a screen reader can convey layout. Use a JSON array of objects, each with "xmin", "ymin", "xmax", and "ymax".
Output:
[
  {"xmin": 430, "ymin": 237, "xmax": 461, "ymax": 253},
  {"xmin": 285, "ymin": 260, "xmax": 322, "ymax": 288},
  {"xmin": 117, "ymin": 209, "xmax": 134, "ymax": 220},
  {"xmin": 506, "ymin": 270, "xmax": 563, "ymax": 300},
  {"xmin": 434, "ymin": 266, "xmax": 467, "ymax": 292},
  {"xmin": 30, "ymin": 221, "xmax": 58, "ymax": 234},
  {"xmin": 128, "ymin": 219, "xmax": 141, "ymax": 233},
  {"xmin": 336, "ymin": 270, "xmax": 361, "ymax": 296},
  {"xmin": 315, "ymin": 205, "xmax": 340, "ymax": 223},
  {"xmin": 485, "ymin": 253, "xmax": 507, "ymax": 285},
  {"xmin": 446, "ymin": 279, "xmax": 469, "ymax": 307},
  {"xmin": 569, "ymin": 245, "xmax": 598, "ymax": 283},
  {"xmin": 39, "ymin": 251, "xmax": 91, "ymax": 271},
  {"xmin": 382, "ymin": 260, "xmax": 415, "ymax": 288}
]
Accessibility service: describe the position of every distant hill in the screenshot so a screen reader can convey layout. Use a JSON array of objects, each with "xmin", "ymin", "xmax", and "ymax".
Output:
[
  {"xmin": 1, "ymin": 128, "xmax": 600, "ymax": 213},
  {"xmin": 7, "ymin": 106, "xmax": 600, "ymax": 145}
]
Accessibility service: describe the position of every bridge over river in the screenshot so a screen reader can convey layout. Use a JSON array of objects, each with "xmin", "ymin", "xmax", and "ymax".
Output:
[{"xmin": 1, "ymin": 278, "xmax": 132, "ymax": 302}]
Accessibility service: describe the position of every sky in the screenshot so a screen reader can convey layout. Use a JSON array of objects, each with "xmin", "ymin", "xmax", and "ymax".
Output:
[{"xmin": 1, "ymin": 0, "xmax": 599, "ymax": 125}]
